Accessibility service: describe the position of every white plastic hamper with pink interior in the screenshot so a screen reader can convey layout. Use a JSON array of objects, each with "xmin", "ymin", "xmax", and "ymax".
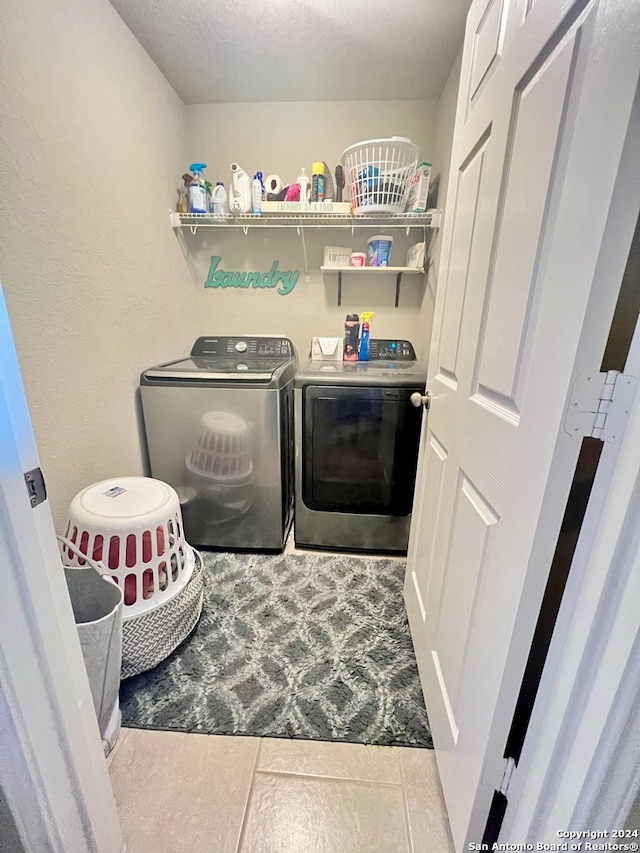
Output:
[{"xmin": 61, "ymin": 476, "xmax": 204, "ymax": 678}]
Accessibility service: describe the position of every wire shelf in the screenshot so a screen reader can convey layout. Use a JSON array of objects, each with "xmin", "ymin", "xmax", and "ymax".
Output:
[{"xmin": 170, "ymin": 210, "xmax": 441, "ymax": 233}]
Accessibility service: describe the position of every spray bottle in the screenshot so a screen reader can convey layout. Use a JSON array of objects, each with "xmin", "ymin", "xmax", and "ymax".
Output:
[
  {"xmin": 358, "ymin": 312, "xmax": 374, "ymax": 361},
  {"xmin": 230, "ymin": 163, "xmax": 252, "ymax": 213},
  {"xmin": 188, "ymin": 163, "xmax": 208, "ymax": 214},
  {"xmin": 176, "ymin": 173, "xmax": 192, "ymax": 213}
]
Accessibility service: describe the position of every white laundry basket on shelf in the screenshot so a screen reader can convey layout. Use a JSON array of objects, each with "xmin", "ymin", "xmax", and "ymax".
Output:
[
  {"xmin": 61, "ymin": 476, "xmax": 204, "ymax": 679},
  {"xmin": 340, "ymin": 136, "xmax": 420, "ymax": 215}
]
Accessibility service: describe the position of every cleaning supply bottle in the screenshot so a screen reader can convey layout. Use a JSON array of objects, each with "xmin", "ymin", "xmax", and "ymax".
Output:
[
  {"xmin": 323, "ymin": 162, "xmax": 334, "ymax": 201},
  {"xmin": 252, "ymin": 173, "xmax": 263, "ymax": 215},
  {"xmin": 230, "ymin": 163, "xmax": 252, "ymax": 213},
  {"xmin": 188, "ymin": 163, "xmax": 207, "ymax": 214},
  {"xmin": 335, "ymin": 165, "xmax": 345, "ymax": 202},
  {"xmin": 311, "ymin": 162, "xmax": 325, "ymax": 202},
  {"xmin": 297, "ymin": 167, "xmax": 311, "ymax": 205},
  {"xmin": 343, "ymin": 313, "xmax": 360, "ymax": 362},
  {"xmin": 204, "ymin": 180, "xmax": 212, "ymax": 213},
  {"xmin": 176, "ymin": 173, "xmax": 191, "ymax": 213},
  {"xmin": 358, "ymin": 312, "xmax": 374, "ymax": 361},
  {"xmin": 211, "ymin": 181, "xmax": 229, "ymax": 218},
  {"xmin": 256, "ymin": 171, "xmax": 266, "ymax": 199}
]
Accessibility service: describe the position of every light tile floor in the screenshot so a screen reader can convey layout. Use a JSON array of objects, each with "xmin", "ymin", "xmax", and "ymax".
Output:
[{"xmin": 108, "ymin": 729, "xmax": 454, "ymax": 853}]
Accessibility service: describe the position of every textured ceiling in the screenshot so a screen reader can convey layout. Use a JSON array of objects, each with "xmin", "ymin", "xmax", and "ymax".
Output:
[{"xmin": 109, "ymin": 0, "xmax": 471, "ymax": 104}]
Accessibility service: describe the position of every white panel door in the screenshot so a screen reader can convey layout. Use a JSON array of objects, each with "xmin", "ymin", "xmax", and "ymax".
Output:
[{"xmin": 404, "ymin": 0, "xmax": 640, "ymax": 848}]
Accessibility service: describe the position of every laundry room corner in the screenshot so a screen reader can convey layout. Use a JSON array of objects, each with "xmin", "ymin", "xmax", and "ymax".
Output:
[{"xmin": 0, "ymin": 0, "xmax": 197, "ymax": 528}]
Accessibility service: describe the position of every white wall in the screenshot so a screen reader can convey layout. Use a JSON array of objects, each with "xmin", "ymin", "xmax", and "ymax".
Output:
[
  {"xmin": 0, "ymin": 0, "xmax": 194, "ymax": 527},
  {"xmin": 418, "ymin": 50, "xmax": 463, "ymax": 355},
  {"xmin": 185, "ymin": 100, "xmax": 439, "ymax": 362}
]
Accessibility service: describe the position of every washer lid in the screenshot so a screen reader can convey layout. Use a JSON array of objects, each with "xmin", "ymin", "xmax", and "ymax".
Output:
[{"xmin": 144, "ymin": 356, "xmax": 291, "ymax": 381}]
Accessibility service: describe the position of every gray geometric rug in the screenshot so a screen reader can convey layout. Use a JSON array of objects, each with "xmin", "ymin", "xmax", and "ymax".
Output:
[{"xmin": 120, "ymin": 551, "xmax": 432, "ymax": 748}]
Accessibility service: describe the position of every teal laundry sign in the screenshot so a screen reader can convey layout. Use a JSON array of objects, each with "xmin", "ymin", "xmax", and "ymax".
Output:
[{"xmin": 204, "ymin": 256, "xmax": 298, "ymax": 296}]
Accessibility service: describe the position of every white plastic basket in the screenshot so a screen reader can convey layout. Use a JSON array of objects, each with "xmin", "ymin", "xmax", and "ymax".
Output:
[
  {"xmin": 340, "ymin": 137, "xmax": 420, "ymax": 216},
  {"xmin": 186, "ymin": 411, "xmax": 252, "ymax": 483},
  {"xmin": 184, "ymin": 411, "xmax": 254, "ymax": 525},
  {"xmin": 61, "ymin": 476, "xmax": 195, "ymax": 618}
]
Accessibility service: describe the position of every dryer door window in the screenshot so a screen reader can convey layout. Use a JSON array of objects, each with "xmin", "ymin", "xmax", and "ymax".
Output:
[{"xmin": 303, "ymin": 386, "xmax": 422, "ymax": 515}]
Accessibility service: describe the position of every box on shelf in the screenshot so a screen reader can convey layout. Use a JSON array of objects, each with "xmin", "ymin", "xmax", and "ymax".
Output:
[
  {"xmin": 323, "ymin": 246, "xmax": 353, "ymax": 267},
  {"xmin": 261, "ymin": 201, "xmax": 352, "ymax": 214},
  {"xmin": 404, "ymin": 162, "xmax": 432, "ymax": 214},
  {"xmin": 406, "ymin": 242, "xmax": 426, "ymax": 269}
]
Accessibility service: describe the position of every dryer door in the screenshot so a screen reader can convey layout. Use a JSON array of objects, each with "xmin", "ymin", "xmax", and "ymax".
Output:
[{"xmin": 302, "ymin": 385, "xmax": 422, "ymax": 516}]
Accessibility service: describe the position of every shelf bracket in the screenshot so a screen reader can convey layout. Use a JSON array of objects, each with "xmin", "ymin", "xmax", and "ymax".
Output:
[
  {"xmin": 242, "ymin": 224, "xmax": 249, "ymax": 236},
  {"xmin": 189, "ymin": 225, "xmax": 198, "ymax": 236},
  {"xmin": 338, "ymin": 272, "xmax": 343, "ymax": 307},
  {"xmin": 297, "ymin": 224, "xmax": 310, "ymax": 283},
  {"xmin": 395, "ymin": 272, "xmax": 402, "ymax": 308}
]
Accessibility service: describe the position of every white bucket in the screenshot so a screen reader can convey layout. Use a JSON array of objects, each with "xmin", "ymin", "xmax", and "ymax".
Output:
[{"xmin": 367, "ymin": 235, "xmax": 393, "ymax": 267}]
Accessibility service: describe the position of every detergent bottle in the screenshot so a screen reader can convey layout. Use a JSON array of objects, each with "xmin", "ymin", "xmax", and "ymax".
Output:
[
  {"xmin": 211, "ymin": 182, "xmax": 229, "ymax": 217},
  {"xmin": 252, "ymin": 173, "xmax": 263, "ymax": 215},
  {"xmin": 188, "ymin": 163, "xmax": 208, "ymax": 214},
  {"xmin": 343, "ymin": 314, "xmax": 360, "ymax": 362},
  {"xmin": 358, "ymin": 312, "xmax": 374, "ymax": 361},
  {"xmin": 230, "ymin": 163, "xmax": 252, "ymax": 213}
]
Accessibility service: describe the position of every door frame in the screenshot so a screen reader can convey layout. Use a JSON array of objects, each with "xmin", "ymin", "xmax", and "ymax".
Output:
[
  {"xmin": 501, "ymin": 93, "xmax": 640, "ymax": 839},
  {"xmin": 502, "ymin": 316, "xmax": 640, "ymax": 839},
  {"xmin": 0, "ymin": 285, "xmax": 123, "ymax": 852}
]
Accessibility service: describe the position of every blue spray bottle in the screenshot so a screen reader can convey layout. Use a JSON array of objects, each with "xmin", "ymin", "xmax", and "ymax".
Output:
[
  {"xmin": 188, "ymin": 162, "xmax": 208, "ymax": 214},
  {"xmin": 358, "ymin": 312, "xmax": 374, "ymax": 361}
]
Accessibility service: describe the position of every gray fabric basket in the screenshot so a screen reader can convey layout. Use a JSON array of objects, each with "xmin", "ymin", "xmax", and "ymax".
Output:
[
  {"xmin": 121, "ymin": 548, "xmax": 204, "ymax": 680},
  {"xmin": 63, "ymin": 563, "xmax": 123, "ymax": 756}
]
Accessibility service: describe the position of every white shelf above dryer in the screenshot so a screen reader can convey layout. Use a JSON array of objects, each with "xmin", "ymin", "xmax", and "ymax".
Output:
[
  {"xmin": 320, "ymin": 266, "xmax": 426, "ymax": 307},
  {"xmin": 170, "ymin": 210, "xmax": 442, "ymax": 234}
]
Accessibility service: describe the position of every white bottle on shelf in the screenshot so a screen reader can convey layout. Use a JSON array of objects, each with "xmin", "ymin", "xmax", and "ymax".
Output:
[
  {"xmin": 230, "ymin": 163, "xmax": 252, "ymax": 214},
  {"xmin": 252, "ymin": 174, "xmax": 262, "ymax": 215},
  {"xmin": 297, "ymin": 167, "xmax": 311, "ymax": 206},
  {"xmin": 211, "ymin": 182, "xmax": 229, "ymax": 218}
]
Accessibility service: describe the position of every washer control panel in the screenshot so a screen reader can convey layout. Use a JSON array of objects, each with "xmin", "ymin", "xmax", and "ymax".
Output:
[
  {"xmin": 191, "ymin": 336, "xmax": 294, "ymax": 359},
  {"xmin": 369, "ymin": 339, "xmax": 416, "ymax": 361}
]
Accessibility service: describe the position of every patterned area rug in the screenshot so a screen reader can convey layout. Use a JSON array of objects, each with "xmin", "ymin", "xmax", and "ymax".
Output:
[{"xmin": 120, "ymin": 551, "xmax": 432, "ymax": 748}]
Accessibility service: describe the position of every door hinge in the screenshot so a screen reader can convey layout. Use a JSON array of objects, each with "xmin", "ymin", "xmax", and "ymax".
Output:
[
  {"xmin": 564, "ymin": 371, "xmax": 637, "ymax": 444},
  {"xmin": 24, "ymin": 467, "xmax": 47, "ymax": 508},
  {"xmin": 499, "ymin": 757, "xmax": 516, "ymax": 797}
]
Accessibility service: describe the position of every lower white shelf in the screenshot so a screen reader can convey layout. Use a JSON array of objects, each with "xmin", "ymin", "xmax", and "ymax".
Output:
[
  {"xmin": 320, "ymin": 266, "xmax": 425, "ymax": 275},
  {"xmin": 320, "ymin": 265, "xmax": 425, "ymax": 307}
]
